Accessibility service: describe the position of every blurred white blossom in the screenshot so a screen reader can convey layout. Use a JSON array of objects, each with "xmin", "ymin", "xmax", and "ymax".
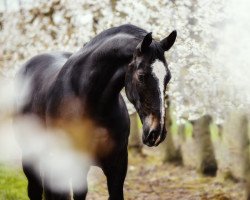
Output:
[{"xmin": 0, "ymin": 0, "xmax": 250, "ymax": 124}]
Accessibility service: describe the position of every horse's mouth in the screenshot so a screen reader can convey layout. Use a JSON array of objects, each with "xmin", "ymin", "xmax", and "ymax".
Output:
[{"xmin": 142, "ymin": 129, "xmax": 167, "ymax": 147}]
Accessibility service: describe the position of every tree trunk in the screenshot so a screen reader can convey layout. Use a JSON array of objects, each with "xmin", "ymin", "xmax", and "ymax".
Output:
[
  {"xmin": 221, "ymin": 112, "xmax": 248, "ymax": 179},
  {"xmin": 164, "ymin": 98, "xmax": 182, "ymax": 164},
  {"xmin": 128, "ymin": 113, "xmax": 142, "ymax": 152},
  {"xmin": 192, "ymin": 115, "xmax": 217, "ymax": 176},
  {"xmin": 243, "ymin": 115, "xmax": 250, "ymax": 199}
]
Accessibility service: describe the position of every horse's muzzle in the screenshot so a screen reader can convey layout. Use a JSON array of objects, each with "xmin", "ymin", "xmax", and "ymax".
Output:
[{"xmin": 142, "ymin": 128, "xmax": 167, "ymax": 147}]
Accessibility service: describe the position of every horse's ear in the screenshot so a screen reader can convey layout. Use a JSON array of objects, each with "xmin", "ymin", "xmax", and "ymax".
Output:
[
  {"xmin": 138, "ymin": 32, "xmax": 152, "ymax": 53},
  {"xmin": 160, "ymin": 30, "xmax": 177, "ymax": 51}
]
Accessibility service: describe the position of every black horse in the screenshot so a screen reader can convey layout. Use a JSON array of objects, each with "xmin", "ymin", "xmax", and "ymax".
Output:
[{"xmin": 16, "ymin": 24, "xmax": 177, "ymax": 200}]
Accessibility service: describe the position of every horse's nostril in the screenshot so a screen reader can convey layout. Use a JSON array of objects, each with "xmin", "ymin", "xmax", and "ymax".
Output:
[
  {"xmin": 150, "ymin": 130, "xmax": 156, "ymax": 138},
  {"xmin": 147, "ymin": 130, "xmax": 157, "ymax": 142},
  {"xmin": 143, "ymin": 129, "xmax": 160, "ymax": 146}
]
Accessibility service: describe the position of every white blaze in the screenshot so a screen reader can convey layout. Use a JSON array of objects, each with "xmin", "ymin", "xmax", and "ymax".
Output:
[{"xmin": 151, "ymin": 60, "xmax": 167, "ymax": 129}]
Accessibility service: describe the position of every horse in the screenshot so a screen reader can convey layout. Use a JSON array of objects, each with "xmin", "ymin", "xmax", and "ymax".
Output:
[{"xmin": 16, "ymin": 24, "xmax": 177, "ymax": 200}]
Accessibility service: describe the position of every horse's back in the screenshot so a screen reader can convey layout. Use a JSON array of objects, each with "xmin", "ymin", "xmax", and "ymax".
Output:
[
  {"xmin": 17, "ymin": 52, "xmax": 72, "ymax": 116},
  {"xmin": 20, "ymin": 52, "xmax": 71, "ymax": 76}
]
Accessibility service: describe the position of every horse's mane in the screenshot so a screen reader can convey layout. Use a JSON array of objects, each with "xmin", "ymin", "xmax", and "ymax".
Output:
[
  {"xmin": 84, "ymin": 24, "xmax": 148, "ymax": 48},
  {"xmin": 64, "ymin": 23, "xmax": 165, "ymax": 76}
]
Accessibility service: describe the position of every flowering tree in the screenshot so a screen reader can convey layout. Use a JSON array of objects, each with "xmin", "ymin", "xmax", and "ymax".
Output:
[{"xmin": 0, "ymin": 0, "xmax": 248, "ymax": 123}]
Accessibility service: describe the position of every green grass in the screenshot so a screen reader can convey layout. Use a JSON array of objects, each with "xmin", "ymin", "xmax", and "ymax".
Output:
[
  {"xmin": 170, "ymin": 110, "xmax": 178, "ymax": 135},
  {"xmin": 0, "ymin": 165, "xmax": 28, "ymax": 200},
  {"xmin": 210, "ymin": 123, "xmax": 220, "ymax": 141},
  {"xmin": 137, "ymin": 114, "xmax": 142, "ymax": 129},
  {"xmin": 185, "ymin": 121, "xmax": 193, "ymax": 138}
]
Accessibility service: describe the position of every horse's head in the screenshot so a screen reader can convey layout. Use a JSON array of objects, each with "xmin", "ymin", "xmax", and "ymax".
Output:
[{"xmin": 125, "ymin": 30, "xmax": 177, "ymax": 147}]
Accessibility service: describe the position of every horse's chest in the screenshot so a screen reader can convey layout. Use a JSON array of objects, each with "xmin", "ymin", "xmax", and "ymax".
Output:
[
  {"xmin": 47, "ymin": 97, "xmax": 116, "ymax": 160},
  {"xmin": 50, "ymin": 118, "xmax": 115, "ymax": 160}
]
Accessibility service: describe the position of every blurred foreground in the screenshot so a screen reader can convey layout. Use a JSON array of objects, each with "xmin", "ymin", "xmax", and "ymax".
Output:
[{"xmin": 0, "ymin": 149, "xmax": 245, "ymax": 200}]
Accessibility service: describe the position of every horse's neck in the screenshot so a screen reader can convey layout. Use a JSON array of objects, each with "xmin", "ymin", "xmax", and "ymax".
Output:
[{"xmin": 70, "ymin": 34, "xmax": 140, "ymax": 113}]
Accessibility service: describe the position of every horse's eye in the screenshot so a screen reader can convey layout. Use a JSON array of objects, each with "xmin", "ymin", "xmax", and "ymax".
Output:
[
  {"xmin": 138, "ymin": 74, "xmax": 144, "ymax": 82},
  {"xmin": 138, "ymin": 63, "xmax": 144, "ymax": 69}
]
